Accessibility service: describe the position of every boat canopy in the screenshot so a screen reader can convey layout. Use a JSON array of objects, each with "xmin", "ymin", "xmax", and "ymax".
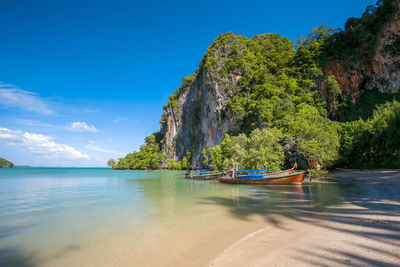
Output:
[{"xmin": 235, "ymin": 169, "xmax": 266, "ymax": 173}]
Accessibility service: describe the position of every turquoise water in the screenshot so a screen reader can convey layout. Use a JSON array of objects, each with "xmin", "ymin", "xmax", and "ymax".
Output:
[{"xmin": 0, "ymin": 168, "xmax": 350, "ymax": 266}]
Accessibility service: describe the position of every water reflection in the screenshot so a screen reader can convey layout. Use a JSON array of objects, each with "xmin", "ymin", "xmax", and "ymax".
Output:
[
  {"xmin": 201, "ymin": 180, "xmax": 355, "ymax": 225},
  {"xmin": 125, "ymin": 171, "xmax": 356, "ymax": 225},
  {"xmin": 231, "ymin": 187, "xmax": 240, "ymax": 207},
  {"xmin": 2, "ymin": 168, "xmax": 397, "ymax": 267}
]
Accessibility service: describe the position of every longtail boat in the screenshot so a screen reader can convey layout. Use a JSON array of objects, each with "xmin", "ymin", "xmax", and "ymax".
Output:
[
  {"xmin": 232, "ymin": 163, "xmax": 297, "ymax": 178},
  {"xmin": 184, "ymin": 169, "xmax": 222, "ymax": 180},
  {"xmin": 218, "ymin": 160, "xmax": 316, "ymax": 185}
]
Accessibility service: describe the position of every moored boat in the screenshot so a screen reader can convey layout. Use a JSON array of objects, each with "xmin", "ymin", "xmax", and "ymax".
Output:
[
  {"xmin": 220, "ymin": 163, "xmax": 297, "ymax": 179},
  {"xmin": 218, "ymin": 160, "xmax": 316, "ymax": 185},
  {"xmin": 233, "ymin": 163, "xmax": 297, "ymax": 178},
  {"xmin": 184, "ymin": 169, "xmax": 222, "ymax": 180}
]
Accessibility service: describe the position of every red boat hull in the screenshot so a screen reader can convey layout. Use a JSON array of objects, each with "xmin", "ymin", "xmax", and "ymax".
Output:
[{"xmin": 218, "ymin": 171, "xmax": 309, "ymax": 185}]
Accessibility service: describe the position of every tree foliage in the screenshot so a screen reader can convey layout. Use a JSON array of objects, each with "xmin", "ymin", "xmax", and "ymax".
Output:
[
  {"xmin": 107, "ymin": 159, "xmax": 116, "ymax": 168},
  {"xmin": 116, "ymin": 0, "xmax": 400, "ymax": 171},
  {"xmin": 339, "ymin": 101, "xmax": 400, "ymax": 168},
  {"xmin": 201, "ymin": 31, "xmax": 328, "ymax": 133},
  {"xmin": 325, "ymin": 75, "xmax": 341, "ymax": 118},
  {"xmin": 114, "ymin": 133, "xmax": 163, "ymax": 170},
  {"xmin": 322, "ymin": 0, "xmax": 399, "ymax": 61},
  {"xmin": 203, "ymin": 128, "xmax": 285, "ymax": 172},
  {"xmin": 0, "ymin": 158, "xmax": 13, "ymax": 168},
  {"xmin": 284, "ymin": 104, "xmax": 340, "ymax": 169}
]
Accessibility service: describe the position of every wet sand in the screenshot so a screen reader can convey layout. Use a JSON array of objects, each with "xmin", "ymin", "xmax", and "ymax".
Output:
[
  {"xmin": 211, "ymin": 170, "xmax": 400, "ymax": 266},
  {"xmin": 3, "ymin": 169, "xmax": 399, "ymax": 266}
]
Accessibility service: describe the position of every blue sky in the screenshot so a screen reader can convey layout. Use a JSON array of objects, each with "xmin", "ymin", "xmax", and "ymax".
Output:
[{"xmin": 0, "ymin": 0, "xmax": 375, "ymax": 167}]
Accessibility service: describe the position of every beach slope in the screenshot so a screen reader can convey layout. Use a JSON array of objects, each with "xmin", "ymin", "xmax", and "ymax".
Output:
[{"xmin": 211, "ymin": 170, "xmax": 400, "ymax": 266}]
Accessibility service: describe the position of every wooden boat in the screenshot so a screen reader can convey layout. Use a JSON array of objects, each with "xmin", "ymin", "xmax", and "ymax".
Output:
[
  {"xmin": 234, "ymin": 169, "xmax": 269, "ymax": 177},
  {"xmin": 218, "ymin": 160, "xmax": 316, "ymax": 185},
  {"xmin": 219, "ymin": 163, "xmax": 297, "ymax": 179},
  {"xmin": 184, "ymin": 169, "xmax": 222, "ymax": 180},
  {"xmin": 233, "ymin": 163, "xmax": 297, "ymax": 178}
]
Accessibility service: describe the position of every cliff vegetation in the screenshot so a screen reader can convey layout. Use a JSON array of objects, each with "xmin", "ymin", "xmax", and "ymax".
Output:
[
  {"xmin": 0, "ymin": 158, "xmax": 13, "ymax": 168},
  {"xmin": 115, "ymin": 0, "xmax": 400, "ymax": 171}
]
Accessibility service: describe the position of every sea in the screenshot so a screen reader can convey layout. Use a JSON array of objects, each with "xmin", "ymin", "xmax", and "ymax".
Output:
[{"xmin": 0, "ymin": 168, "xmax": 350, "ymax": 266}]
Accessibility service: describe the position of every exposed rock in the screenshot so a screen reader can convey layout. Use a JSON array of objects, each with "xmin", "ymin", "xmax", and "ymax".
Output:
[
  {"xmin": 158, "ymin": 5, "xmax": 400, "ymax": 168},
  {"xmin": 320, "ymin": 6, "xmax": 400, "ymax": 108},
  {"xmin": 280, "ymin": 136, "xmax": 321, "ymax": 170},
  {"xmin": 159, "ymin": 36, "xmax": 242, "ymax": 167}
]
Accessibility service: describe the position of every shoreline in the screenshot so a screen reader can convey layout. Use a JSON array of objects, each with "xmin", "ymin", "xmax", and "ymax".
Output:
[
  {"xmin": 2, "ymin": 169, "xmax": 399, "ymax": 266},
  {"xmin": 210, "ymin": 169, "xmax": 400, "ymax": 266}
]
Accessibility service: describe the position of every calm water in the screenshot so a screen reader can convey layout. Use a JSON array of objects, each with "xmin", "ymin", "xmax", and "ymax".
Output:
[{"xmin": 0, "ymin": 168, "xmax": 352, "ymax": 266}]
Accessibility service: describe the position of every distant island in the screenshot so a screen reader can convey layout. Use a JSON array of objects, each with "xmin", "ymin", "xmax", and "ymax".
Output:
[{"xmin": 0, "ymin": 158, "xmax": 14, "ymax": 168}]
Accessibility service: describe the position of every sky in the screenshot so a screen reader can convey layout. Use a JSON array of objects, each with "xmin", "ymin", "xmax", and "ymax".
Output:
[{"xmin": 0, "ymin": 0, "xmax": 376, "ymax": 167}]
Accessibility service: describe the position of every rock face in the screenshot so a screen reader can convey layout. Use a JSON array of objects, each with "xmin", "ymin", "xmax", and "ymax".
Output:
[
  {"xmin": 280, "ymin": 136, "xmax": 312, "ymax": 170},
  {"xmin": 159, "ymin": 39, "xmax": 241, "ymax": 167},
  {"xmin": 280, "ymin": 136, "xmax": 323, "ymax": 170},
  {"xmin": 159, "ymin": 5, "xmax": 400, "ymax": 168},
  {"xmin": 320, "ymin": 6, "xmax": 400, "ymax": 105}
]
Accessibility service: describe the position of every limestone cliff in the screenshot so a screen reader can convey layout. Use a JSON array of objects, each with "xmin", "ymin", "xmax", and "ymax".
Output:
[
  {"xmin": 159, "ymin": 35, "xmax": 242, "ymax": 167},
  {"xmin": 158, "ymin": 2, "xmax": 400, "ymax": 168},
  {"xmin": 320, "ymin": 2, "xmax": 400, "ymax": 106}
]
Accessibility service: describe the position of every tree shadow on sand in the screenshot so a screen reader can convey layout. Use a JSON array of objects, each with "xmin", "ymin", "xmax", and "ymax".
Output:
[
  {"xmin": 0, "ymin": 247, "xmax": 36, "ymax": 267},
  {"xmin": 202, "ymin": 170, "xmax": 400, "ymax": 266}
]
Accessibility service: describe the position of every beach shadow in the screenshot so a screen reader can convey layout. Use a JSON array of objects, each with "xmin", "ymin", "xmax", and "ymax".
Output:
[
  {"xmin": 203, "ymin": 170, "xmax": 400, "ymax": 265},
  {"xmin": 203, "ymin": 170, "xmax": 400, "ymax": 221},
  {"xmin": 0, "ymin": 247, "xmax": 36, "ymax": 267},
  {"xmin": 291, "ymin": 246, "xmax": 400, "ymax": 267},
  {"xmin": 201, "ymin": 180, "xmax": 354, "ymax": 222}
]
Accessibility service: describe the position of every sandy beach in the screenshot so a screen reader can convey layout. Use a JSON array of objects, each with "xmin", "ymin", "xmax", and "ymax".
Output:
[
  {"xmin": 2, "ymin": 169, "xmax": 399, "ymax": 267},
  {"xmin": 211, "ymin": 170, "xmax": 400, "ymax": 266},
  {"xmin": 42, "ymin": 170, "xmax": 400, "ymax": 267}
]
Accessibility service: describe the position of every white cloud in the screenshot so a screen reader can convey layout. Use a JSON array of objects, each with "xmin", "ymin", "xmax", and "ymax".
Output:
[
  {"xmin": 0, "ymin": 127, "xmax": 89, "ymax": 160},
  {"xmin": 0, "ymin": 82, "xmax": 55, "ymax": 115},
  {"xmin": 13, "ymin": 118, "xmax": 55, "ymax": 128},
  {"xmin": 113, "ymin": 117, "xmax": 127, "ymax": 123},
  {"xmin": 68, "ymin": 121, "xmax": 98, "ymax": 132},
  {"xmin": 14, "ymin": 119, "xmax": 98, "ymax": 134},
  {"xmin": 85, "ymin": 143, "xmax": 124, "ymax": 155}
]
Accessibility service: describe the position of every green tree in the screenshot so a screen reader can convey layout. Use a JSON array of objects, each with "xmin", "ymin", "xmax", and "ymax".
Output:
[
  {"xmin": 114, "ymin": 132, "xmax": 163, "ymax": 170},
  {"xmin": 325, "ymin": 75, "xmax": 342, "ymax": 118},
  {"xmin": 181, "ymin": 151, "xmax": 192, "ymax": 170},
  {"xmin": 117, "ymin": 1, "xmax": 400, "ymax": 171},
  {"xmin": 341, "ymin": 101, "xmax": 400, "ymax": 168},
  {"xmin": 107, "ymin": 159, "xmax": 116, "ymax": 168},
  {"xmin": 203, "ymin": 128, "xmax": 285, "ymax": 171},
  {"xmin": 0, "ymin": 158, "xmax": 13, "ymax": 168},
  {"xmin": 284, "ymin": 104, "xmax": 340, "ymax": 169}
]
